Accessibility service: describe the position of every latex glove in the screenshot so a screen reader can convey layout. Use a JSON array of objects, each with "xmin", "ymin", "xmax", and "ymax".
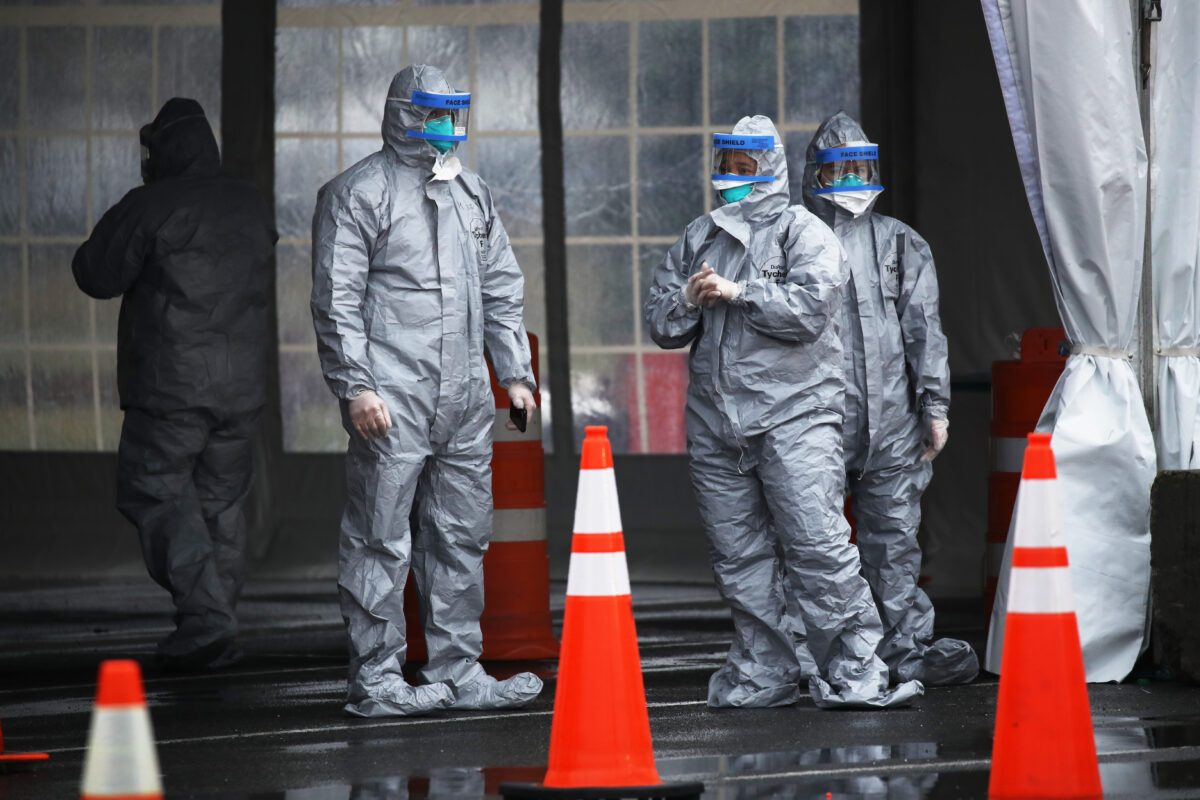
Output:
[
  {"xmin": 683, "ymin": 264, "xmax": 715, "ymax": 308},
  {"xmin": 921, "ymin": 417, "xmax": 949, "ymax": 462},
  {"xmin": 506, "ymin": 382, "xmax": 536, "ymax": 431},
  {"xmin": 698, "ymin": 270, "xmax": 742, "ymax": 307},
  {"xmin": 349, "ymin": 390, "xmax": 392, "ymax": 440}
]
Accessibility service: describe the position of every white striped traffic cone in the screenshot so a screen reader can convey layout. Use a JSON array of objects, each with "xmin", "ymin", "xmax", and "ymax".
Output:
[
  {"xmin": 989, "ymin": 432, "xmax": 1101, "ymax": 799},
  {"xmin": 501, "ymin": 426, "xmax": 703, "ymax": 799},
  {"xmin": 81, "ymin": 660, "xmax": 162, "ymax": 800}
]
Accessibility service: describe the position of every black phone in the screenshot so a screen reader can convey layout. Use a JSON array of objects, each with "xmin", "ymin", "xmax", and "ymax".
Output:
[{"xmin": 509, "ymin": 405, "xmax": 528, "ymax": 434}]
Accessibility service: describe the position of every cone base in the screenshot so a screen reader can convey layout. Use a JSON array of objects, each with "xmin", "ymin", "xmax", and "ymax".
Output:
[
  {"xmin": 499, "ymin": 780, "xmax": 705, "ymax": 799},
  {"xmin": 0, "ymin": 752, "xmax": 50, "ymax": 772},
  {"xmin": 990, "ymin": 612, "xmax": 1101, "ymax": 799}
]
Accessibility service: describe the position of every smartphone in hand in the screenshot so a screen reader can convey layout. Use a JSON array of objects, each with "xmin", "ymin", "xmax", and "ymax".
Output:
[{"xmin": 509, "ymin": 404, "xmax": 528, "ymax": 434}]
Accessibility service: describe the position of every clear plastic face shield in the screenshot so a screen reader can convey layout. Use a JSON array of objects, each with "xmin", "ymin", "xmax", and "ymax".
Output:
[
  {"xmin": 404, "ymin": 89, "xmax": 471, "ymax": 154},
  {"xmin": 711, "ymin": 133, "xmax": 777, "ymax": 204},
  {"xmin": 813, "ymin": 142, "xmax": 883, "ymax": 216},
  {"xmin": 814, "ymin": 143, "xmax": 881, "ymax": 191}
]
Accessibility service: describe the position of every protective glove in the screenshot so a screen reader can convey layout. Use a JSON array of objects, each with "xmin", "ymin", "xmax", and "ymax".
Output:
[
  {"xmin": 697, "ymin": 271, "xmax": 742, "ymax": 306},
  {"xmin": 682, "ymin": 263, "xmax": 715, "ymax": 308},
  {"xmin": 349, "ymin": 390, "xmax": 392, "ymax": 440},
  {"xmin": 506, "ymin": 382, "xmax": 536, "ymax": 431},
  {"xmin": 921, "ymin": 416, "xmax": 949, "ymax": 462}
]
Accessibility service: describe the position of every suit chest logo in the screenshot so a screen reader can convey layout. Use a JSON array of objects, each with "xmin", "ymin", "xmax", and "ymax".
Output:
[
  {"xmin": 470, "ymin": 218, "xmax": 488, "ymax": 260},
  {"xmin": 758, "ymin": 255, "xmax": 786, "ymax": 285}
]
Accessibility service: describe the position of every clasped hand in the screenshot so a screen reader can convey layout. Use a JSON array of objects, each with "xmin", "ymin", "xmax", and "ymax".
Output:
[{"xmin": 685, "ymin": 262, "xmax": 741, "ymax": 308}]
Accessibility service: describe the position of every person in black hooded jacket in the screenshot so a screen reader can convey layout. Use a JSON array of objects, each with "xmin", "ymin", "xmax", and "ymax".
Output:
[{"xmin": 73, "ymin": 98, "xmax": 277, "ymax": 669}]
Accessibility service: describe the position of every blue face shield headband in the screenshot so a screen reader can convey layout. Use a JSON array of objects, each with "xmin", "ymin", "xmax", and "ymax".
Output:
[
  {"xmin": 813, "ymin": 144, "xmax": 884, "ymax": 194},
  {"xmin": 712, "ymin": 132, "xmax": 777, "ymax": 204},
  {"xmin": 711, "ymin": 133, "xmax": 777, "ymax": 185},
  {"xmin": 404, "ymin": 89, "xmax": 472, "ymax": 151}
]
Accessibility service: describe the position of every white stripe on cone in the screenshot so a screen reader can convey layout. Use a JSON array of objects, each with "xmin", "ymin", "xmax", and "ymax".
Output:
[
  {"xmin": 493, "ymin": 408, "xmax": 544, "ymax": 443},
  {"xmin": 566, "ymin": 552, "xmax": 631, "ymax": 597},
  {"xmin": 81, "ymin": 706, "xmax": 162, "ymax": 797},
  {"xmin": 991, "ymin": 436, "xmax": 1028, "ymax": 474},
  {"xmin": 492, "ymin": 507, "xmax": 547, "ymax": 543},
  {"xmin": 1008, "ymin": 566, "xmax": 1075, "ymax": 613},
  {"xmin": 1004, "ymin": 459, "xmax": 1077, "ymax": 615},
  {"xmin": 1010, "ymin": 477, "xmax": 1062, "ymax": 549},
  {"xmin": 573, "ymin": 469, "xmax": 624, "ymax": 534}
]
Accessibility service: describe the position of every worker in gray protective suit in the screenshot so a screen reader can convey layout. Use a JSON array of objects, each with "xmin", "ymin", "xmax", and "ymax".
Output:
[
  {"xmin": 311, "ymin": 65, "xmax": 543, "ymax": 717},
  {"xmin": 644, "ymin": 115, "xmax": 922, "ymax": 709},
  {"xmin": 796, "ymin": 111, "xmax": 978, "ymax": 687}
]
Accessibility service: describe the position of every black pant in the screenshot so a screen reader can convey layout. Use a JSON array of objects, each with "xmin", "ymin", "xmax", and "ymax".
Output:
[{"xmin": 116, "ymin": 406, "xmax": 261, "ymax": 657}]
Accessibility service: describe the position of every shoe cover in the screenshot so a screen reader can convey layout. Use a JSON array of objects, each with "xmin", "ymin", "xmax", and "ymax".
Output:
[
  {"xmin": 345, "ymin": 679, "xmax": 456, "ymax": 718},
  {"xmin": 206, "ymin": 641, "xmax": 245, "ymax": 670},
  {"xmin": 449, "ymin": 671, "xmax": 543, "ymax": 711},
  {"xmin": 154, "ymin": 636, "xmax": 234, "ymax": 672},
  {"xmin": 908, "ymin": 637, "xmax": 979, "ymax": 686},
  {"xmin": 809, "ymin": 677, "xmax": 924, "ymax": 709},
  {"xmin": 706, "ymin": 666, "xmax": 801, "ymax": 708}
]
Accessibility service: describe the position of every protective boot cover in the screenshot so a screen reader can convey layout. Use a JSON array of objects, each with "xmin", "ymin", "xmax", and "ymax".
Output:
[
  {"xmin": 345, "ymin": 678, "xmax": 456, "ymax": 719},
  {"xmin": 448, "ymin": 668, "xmax": 544, "ymax": 711}
]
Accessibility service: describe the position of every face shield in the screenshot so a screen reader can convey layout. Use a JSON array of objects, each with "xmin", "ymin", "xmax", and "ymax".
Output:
[
  {"xmin": 813, "ymin": 142, "xmax": 882, "ymax": 192},
  {"xmin": 405, "ymin": 89, "xmax": 471, "ymax": 154},
  {"xmin": 711, "ymin": 133, "xmax": 776, "ymax": 204},
  {"xmin": 813, "ymin": 142, "xmax": 882, "ymax": 216}
]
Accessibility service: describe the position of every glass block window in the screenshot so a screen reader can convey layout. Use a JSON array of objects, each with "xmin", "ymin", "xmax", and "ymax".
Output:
[
  {"xmin": 0, "ymin": 3, "xmax": 221, "ymax": 451},
  {"xmin": 275, "ymin": 1, "xmax": 859, "ymax": 454},
  {"xmin": 565, "ymin": 5, "xmax": 859, "ymax": 454}
]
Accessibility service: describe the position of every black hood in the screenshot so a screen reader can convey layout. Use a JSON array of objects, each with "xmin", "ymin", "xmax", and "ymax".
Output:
[{"xmin": 140, "ymin": 97, "xmax": 220, "ymax": 183}]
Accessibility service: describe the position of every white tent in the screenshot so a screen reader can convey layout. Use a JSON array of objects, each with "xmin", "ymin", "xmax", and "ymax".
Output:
[{"xmin": 982, "ymin": 0, "xmax": 1199, "ymax": 681}]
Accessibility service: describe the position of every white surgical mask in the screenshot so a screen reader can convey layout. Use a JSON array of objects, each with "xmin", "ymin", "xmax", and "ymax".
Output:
[
  {"xmin": 430, "ymin": 153, "xmax": 462, "ymax": 182},
  {"xmin": 827, "ymin": 189, "xmax": 881, "ymax": 218}
]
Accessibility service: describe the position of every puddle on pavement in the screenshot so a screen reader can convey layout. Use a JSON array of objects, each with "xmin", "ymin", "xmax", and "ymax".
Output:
[{"xmin": 252, "ymin": 715, "xmax": 1200, "ymax": 800}]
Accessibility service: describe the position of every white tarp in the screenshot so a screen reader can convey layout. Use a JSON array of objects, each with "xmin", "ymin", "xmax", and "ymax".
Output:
[
  {"xmin": 1153, "ymin": 2, "xmax": 1200, "ymax": 470},
  {"xmin": 981, "ymin": 0, "xmax": 1156, "ymax": 682}
]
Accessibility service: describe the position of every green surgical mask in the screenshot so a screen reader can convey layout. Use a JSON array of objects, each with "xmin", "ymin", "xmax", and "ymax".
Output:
[
  {"xmin": 424, "ymin": 116, "xmax": 456, "ymax": 153},
  {"xmin": 832, "ymin": 172, "xmax": 866, "ymax": 188},
  {"xmin": 720, "ymin": 184, "xmax": 754, "ymax": 204}
]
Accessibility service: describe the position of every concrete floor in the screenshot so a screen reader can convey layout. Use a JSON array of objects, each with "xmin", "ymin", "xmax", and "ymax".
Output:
[{"xmin": 1, "ymin": 578, "xmax": 1199, "ymax": 799}]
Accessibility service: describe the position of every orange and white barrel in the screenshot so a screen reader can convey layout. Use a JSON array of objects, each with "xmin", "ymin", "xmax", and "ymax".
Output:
[
  {"xmin": 986, "ymin": 328, "xmax": 1066, "ymax": 621},
  {"xmin": 405, "ymin": 333, "xmax": 558, "ymax": 662}
]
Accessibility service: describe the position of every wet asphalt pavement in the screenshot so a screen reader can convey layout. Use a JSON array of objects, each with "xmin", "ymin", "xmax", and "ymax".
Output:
[{"xmin": 1, "ymin": 578, "xmax": 1199, "ymax": 799}]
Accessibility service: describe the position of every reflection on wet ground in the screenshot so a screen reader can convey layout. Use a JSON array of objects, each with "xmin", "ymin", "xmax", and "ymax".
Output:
[
  {"xmin": 2, "ymin": 580, "xmax": 1200, "ymax": 799},
  {"xmin": 272, "ymin": 725, "xmax": 1200, "ymax": 800}
]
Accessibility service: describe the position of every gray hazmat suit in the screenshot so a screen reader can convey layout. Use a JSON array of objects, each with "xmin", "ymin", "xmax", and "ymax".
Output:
[
  {"xmin": 798, "ymin": 111, "xmax": 978, "ymax": 686},
  {"xmin": 644, "ymin": 115, "xmax": 922, "ymax": 709},
  {"xmin": 311, "ymin": 65, "xmax": 543, "ymax": 716}
]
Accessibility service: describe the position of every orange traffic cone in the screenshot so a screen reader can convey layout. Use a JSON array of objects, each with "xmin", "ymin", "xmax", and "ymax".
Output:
[
  {"xmin": 989, "ymin": 433, "xmax": 1101, "ymax": 799},
  {"xmin": 81, "ymin": 660, "xmax": 163, "ymax": 800},
  {"xmin": 501, "ymin": 426, "xmax": 702, "ymax": 799},
  {"xmin": 0, "ymin": 718, "xmax": 48, "ymax": 769}
]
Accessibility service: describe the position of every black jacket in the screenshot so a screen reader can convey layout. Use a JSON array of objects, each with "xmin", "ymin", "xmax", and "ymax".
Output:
[{"xmin": 73, "ymin": 98, "xmax": 277, "ymax": 414}]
